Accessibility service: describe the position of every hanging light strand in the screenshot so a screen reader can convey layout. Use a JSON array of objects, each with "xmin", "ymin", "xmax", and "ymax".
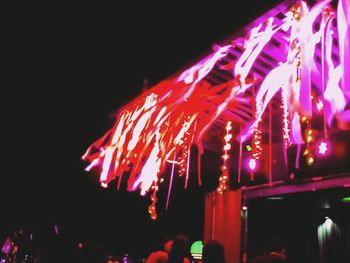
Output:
[
  {"xmin": 148, "ymin": 183, "xmax": 159, "ymax": 220},
  {"xmin": 217, "ymin": 121, "xmax": 233, "ymax": 194}
]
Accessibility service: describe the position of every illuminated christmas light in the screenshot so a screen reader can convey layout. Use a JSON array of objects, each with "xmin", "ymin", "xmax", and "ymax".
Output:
[
  {"xmin": 306, "ymin": 155, "xmax": 314, "ymax": 166},
  {"xmin": 315, "ymin": 139, "xmax": 331, "ymax": 157},
  {"xmin": 248, "ymin": 158, "xmax": 257, "ymax": 171},
  {"xmin": 318, "ymin": 141, "xmax": 328, "ymax": 155},
  {"xmin": 81, "ymin": 0, "xmax": 350, "ymax": 217},
  {"xmin": 217, "ymin": 121, "xmax": 232, "ymax": 194},
  {"xmin": 148, "ymin": 184, "xmax": 158, "ymax": 220}
]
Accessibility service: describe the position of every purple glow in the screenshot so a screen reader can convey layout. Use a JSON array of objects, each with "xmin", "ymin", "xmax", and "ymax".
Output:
[
  {"xmin": 318, "ymin": 142, "xmax": 328, "ymax": 155},
  {"xmin": 315, "ymin": 139, "xmax": 331, "ymax": 157},
  {"xmin": 337, "ymin": 0, "xmax": 350, "ymax": 99},
  {"xmin": 54, "ymin": 225, "xmax": 59, "ymax": 235},
  {"xmin": 235, "ymin": 18, "xmax": 283, "ymax": 86},
  {"xmin": 248, "ymin": 158, "xmax": 258, "ymax": 171},
  {"xmin": 1, "ymin": 238, "xmax": 11, "ymax": 254},
  {"xmin": 291, "ymin": 113, "xmax": 304, "ymax": 144},
  {"xmin": 299, "ymin": 0, "xmax": 332, "ymax": 116}
]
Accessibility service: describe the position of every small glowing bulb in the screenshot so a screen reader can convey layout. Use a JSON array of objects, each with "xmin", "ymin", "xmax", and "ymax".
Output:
[
  {"xmin": 306, "ymin": 156, "xmax": 314, "ymax": 165},
  {"xmin": 318, "ymin": 141, "xmax": 328, "ymax": 155},
  {"xmin": 248, "ymin": 158, "xmax": 257, "ymax": 171}
]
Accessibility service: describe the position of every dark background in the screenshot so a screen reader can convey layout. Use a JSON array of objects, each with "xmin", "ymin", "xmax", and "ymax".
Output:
[
  {"xmin": 2, "ymin": 0, "xmax": 290, "ymax": 258},
  {"xmin": 248, "ymin": 187, "xmax": 350, "ymax": 262}
]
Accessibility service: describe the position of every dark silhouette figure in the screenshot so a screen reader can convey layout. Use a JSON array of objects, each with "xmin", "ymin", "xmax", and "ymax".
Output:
[
  {"xmin": 248, "ymin": 237, "xmax": 290, "ymax": 263},
  {"xmin": 202, "ymin": 240, "xmax": 226, "ymax": 263},
  {"xmin": 145, "ymin": 235, "xmax": 174, "ymax": 263},
  {"xmin": 168, "ymin": 234, "xmax": 191, "ymax": 263}
]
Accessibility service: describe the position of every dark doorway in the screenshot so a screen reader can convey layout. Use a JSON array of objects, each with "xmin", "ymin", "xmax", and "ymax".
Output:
[{"xmin": 246, "ymin": 187, "xmax": 350, "ymax": 262}]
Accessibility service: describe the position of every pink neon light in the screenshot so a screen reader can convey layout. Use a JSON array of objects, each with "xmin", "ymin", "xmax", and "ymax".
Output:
[
  {"xmin": 315, "ymin": 139, "xmax": 331, "ymax": 157},
  {"xmin": 337, "ymin": 0, "xmax": 350, "ymax": 99},
  {"xmin": 248, "ymin": 158, "xmax": 257, "ymax": 171},
  {"xmin": 318, "ymin": 142, "xmax": 328, "ymax": 155},
  {"xmin": 54, "ymin": 225, "xmax": 59, "ymax": 235}
]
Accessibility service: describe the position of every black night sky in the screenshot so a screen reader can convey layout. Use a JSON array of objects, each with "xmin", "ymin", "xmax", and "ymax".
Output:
[{"xmin": 3, "ymin": 0, "xmax": 288, "ymax": 258}]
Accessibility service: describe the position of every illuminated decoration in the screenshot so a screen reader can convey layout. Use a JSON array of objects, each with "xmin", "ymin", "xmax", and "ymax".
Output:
[
  {"xmin": 217, "ymin": 121, "xmax": 233, "ymax": 194},
  {"xmin": 190, "ymin": 240, "xmax": 203, "ymax": 260},
  {"xmin": 317, "ymin": 217, "xmax": 341, "ymax": 261},
  {"xmin": 248, "ymin": 158, "xmax": 257, "ymax": 171},
  {"xmin": 341, "ymin": 197, "xmax": 350, "ymax": 203},
  {"xmin": 82, "ymin": 0, "xmax": 350, "ymax": 215},
  {"xmin": 54, "ymin": 225, "xmax": 59, "ymax": 235},
  {"xmin": 302, "ymin": 119, "xmax": 316, "ymax": 166},
  {"xmin": 306, "ymin": 154, "xmax": 314, "ymax": 166},
  {"xmin": 252, "ymin": 102, "xmax": 263, "ymax": 160},
  {"xmin": 316, "ymin": 139, "xmax": 330, "ymax": 156},
  {"xmin": 148, "ymin": 184, "xmax": 158, "ymax": 220},
  {"xmin": 266, "ymin": 196, "xmax": 284, "ymax": 200},
  {"xmin": 246, "ymin": 156, "xmax": 259, "ymax": 181}
]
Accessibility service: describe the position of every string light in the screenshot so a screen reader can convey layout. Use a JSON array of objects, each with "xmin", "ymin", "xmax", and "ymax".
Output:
[
  {"xmin": 281, "ymin": 95, "xmax": 291, "ymax": 149},
  {"xmin": 290, "ymin": 3, "xmax": 301, "ymax": 21},
  {"xmin": 252, "ymin": 112, "xmax": 263, "ymax": 160},
  {"xmin": 217, "ymin": 121, "xmax": 232, "ymax": 194},
  {"xmin": 81, "ymin": 0, "xmax": 350, "ymax": 218},
  {"xmin": 178, "ymin": 128, "xmax": 191, "ymax": 176},
  {"xmin": 302, "ymin": 119, "xmax": 316, "ymax": 166},
  {"xmin": 148, "ymin": 184, "xmax": 159, "ymax": 220}
]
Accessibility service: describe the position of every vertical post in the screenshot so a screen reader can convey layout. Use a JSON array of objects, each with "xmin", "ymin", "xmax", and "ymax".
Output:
[
  {"xmin": 204, "ymin": 190, "xmax": 242, "ymax": 263},
  {"xmin": 241, "ymin": 198, "xmax": 248, "ymax": 263}
]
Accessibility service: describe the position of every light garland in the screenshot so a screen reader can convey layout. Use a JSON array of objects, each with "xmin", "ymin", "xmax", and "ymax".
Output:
[
  {"xmin": 148, "ymin": 183, "xmax": 159, "ymax": 220},
  {"xmin": 252, "ymin": 117, "xmax": 263, "ymax": 160},
  {"xmin": 302, "ymin": 117, "xmax": 316, "ymax": 166},
  {"xmin": 217, "ymin": 121, "xmax": 233, "ymax": 194},
  {"xmin": 178, "ymin": 118, "xmax": 192, "ymax": 177},
  {"xmin": 81, "ymin": 0, "xmax": 350, "ymax": 217}
]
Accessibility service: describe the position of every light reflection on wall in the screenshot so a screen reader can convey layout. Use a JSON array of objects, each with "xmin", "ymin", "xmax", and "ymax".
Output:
[{"xmin": 317, "ymin": 217, "xmax": 341, "ymax": 263}]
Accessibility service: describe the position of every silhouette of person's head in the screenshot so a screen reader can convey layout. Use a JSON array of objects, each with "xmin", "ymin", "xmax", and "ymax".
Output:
[
  {"xmin": 202, "ymin": 240, "xmax": 225, "ymax": 263},
  {"xmin": 168, "ymin": 234, "xmax": 190, "ymax": 263},
  {"xmin": 248, "ymin": 237, "xmax": 289, "ymax": 263}
]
